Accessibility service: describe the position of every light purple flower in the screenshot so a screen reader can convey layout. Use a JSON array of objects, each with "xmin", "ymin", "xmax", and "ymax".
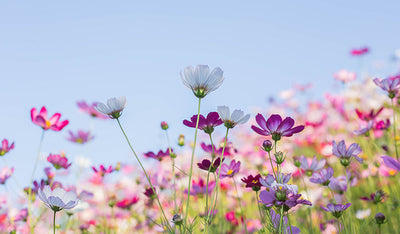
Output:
[
  {"xmin": 353, "ymin": 120, "xmax": 374, "ymax": 136},
  {"xmin": 328, "ymin": 176, "xmax": 347, "ymax": 192},
  {"xmin": 38, "ymin": 185, "xmax": 79, "ymax": 212},
  {"xmin": 0, "ymin": 167, "xmax": 14, "ymax": 184},
  {"xmin": 252, "ymin": 114, "xmax": 305, "ymax": 141},
  {"xmin": 184, "ymin": 179, "xmax": 215, "ymax": 196},
  {"xmin": 259, "ymin": 181, "xmax": 311, "ymax": 209},
  {"xmin": 332, "ymin": 140, "xmax": 363, "ymax": 167},
  {"xmin": 67, "ymin": 130, "xmax": 94, "ymax": 144},
  {"xmin": 321, "ymin": 203, "xmax": 352, "ymax": 219},
  {"xmin": 299, "ymin": 155, "xmax": 325, "ymax": 176},
  {"xmin": 270, "ymin": 209, "xmax": 301, "ymax": 234},
  {"xmin": 374, "ymin": 77, "xmax": 400, "ymax": 98},
  {"xmin": 382, "ymin": 156, "xmax": 400, "ymax": 171},
  {"xmin": 309, "ymin": 167, "xmax": 334, "ymax": 186},
  {"xmin": 260, "ymin": 173, "xmax": 291, "ymax": 189},
  {"xmin": 143, "ymin": 149, "xmax": 173, "ymax": 161},
  {"xmin": 219, "ymin": 160, "xmax": 241, "ymax": 178},
  {"xmin": 183, "ymin": 112, "xmax": 223, "ymax": 134}
]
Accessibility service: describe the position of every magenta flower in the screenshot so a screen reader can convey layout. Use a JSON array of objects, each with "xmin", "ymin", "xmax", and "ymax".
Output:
[
  {"xmin": 184, "ymin": 178, "xmax": 215, "ymax": 196},
  {"xmin": 322, "ymin": 203, "xmax": 352, "ymax": 219},
  {"xmin": 299, "ymin": 155, "xmax": 326, "ymax": 176},
  {"xmin": 144, "ymin": 187, "xmax": 156, "ymax": 199},
  {"xmin": 241, "ymin": 174, "xmax": 262, "ymax": 191},
  {"xmin": 355, "ymin": 107, "xmax": 383, "ymax": 122},
  {"xmin": 67, "ymin": 130, "xmax": 94, "ymax": 144},
  {"xmin": 47, "ymin": 154, "xmax": 72, "ymax": 170},
  {"xmin": 375, "ymin": 119, "xmax": 390, "ymax": 130},
  {"xmin": 197, "ymin": 157, "xmax": 223, "ymax": 173},
  {"xmin": 77, "ymin": 101, "xmax": 108, "ymax": 119},
  {"xmin": 374, "ymin": 77, "xmax": 400, "ymax": 99},
  {"xmin": 0, "ymin": 139, "xmax": 14, "ymax": 156},
  {"xmin": 14, "ymin": 208, "xmax": 28, "ymax": 222},
  {"xmin": 92, "ymin": 165, "xmax": 116, "ymax": 177},
  {"xmin": 252, "ymin": 114, "xmax": 305, "ymax": 141},
  {"xmin": 332, "ymin": 140, "xmax": 363, "ymax": 167},
  {"xmin": 31, "ymin": 106, "xmax": 69, "ymax": 131},
  {"xmin": 201, "ymin": 143, "xmax": 232, "ymax": 157},
  {"xmin": 219, "ymin": 160, "xmax": 241, "ymax": 179},
  {"xmin": 116, "ymin": 196, "xmax": 139, "ymax": 209},
  {"xmin": 143, "ymin": 149, "xmax": 173, "ymax": 161},
  {"xmin": 183, "ymin": 112, "xmax": 223, "ymax": 134},
  {"xmin": 350, "ymin": 47, "xmax": 369, "ymax": 56},
  {"xmin": 360, "ymin": 190, "xmax": 386, "ymax": 204},
  {"xmin": 382, "ymin": 156, "xmax": 400, "ymax": 171},
  {"xmin": 0, "ymin": 167, "xmax": 14, "ymax": 184},
  {"xmin": 309, "ymin": 167, "xmax": 334, "ymax": 186}
]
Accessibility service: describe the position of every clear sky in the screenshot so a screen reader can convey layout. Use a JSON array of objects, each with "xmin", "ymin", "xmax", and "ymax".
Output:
[{"xmin": 1, "ymin": 1, "xmax": 399, "ymax": 189}]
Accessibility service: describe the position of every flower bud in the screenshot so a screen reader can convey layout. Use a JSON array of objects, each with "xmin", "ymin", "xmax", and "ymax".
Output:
[
  {"xmin": 172, "ymin": 214, "xmax": 183, "ymax": 226},
  {"xmin": 375, "ymin": 212, "xmax": 386, "ymax": 225},
  {"xmin": 274, "ymin": 151, "xmax": 286, "ymax": 165},
  {"xmin": 160, "ymin": 121, "xmax": 169, "ymax": 130},
  {"xmin": 262, "ymin": 140, "xmax": 273, "ymax": 152},
  {"xmin": 178, "ymin": 134, "xmax": 185, "ymax": 146}
]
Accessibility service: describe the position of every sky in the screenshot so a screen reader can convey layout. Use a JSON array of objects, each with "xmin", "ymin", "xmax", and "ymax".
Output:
[{"xmin": 1, "ymin": 1, "xmax": 400, "ymax": 190}]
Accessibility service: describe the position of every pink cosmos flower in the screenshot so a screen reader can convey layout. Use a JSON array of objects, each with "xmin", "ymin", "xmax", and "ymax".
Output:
[
  {"xmin": 0, "ymin": 139, "xmax": 14, "ymax": 156},
  {"xmin": 116, "ymin": 196, "xmax": 139, "ymax": 209},
  {"xmin": 355, "ymin": 107, "xmax": 384, "ymax": 122},
  {"xmin": 47, "ymin": 154, "xmax": 72, "ymax": 169},
  {"xmin": 201, "ymin": 143, "xmax": 232, "ymax": 157},
  {"xmin": 183, "ymin": 112, "xmax": 223, "ymax": 134},
  {"xmin": 219, "ymin": 160, "xmax": 241, "ymax": 178},
  {"xmin": 0, "ymin": 167, "xmax": 14, "ymax": 184},
  {"xmin": 67, "ymin": 130, "xmax": 94, "ymax": 144},
  {"xmin": 31, "ymin": 106, "xmax": 69, "ymax": 131},
  {"xmin": 252, "ymin": 114, "xmax": 305, "ymax": 141},
  {"xmin": 77, "ymin": 101, "xmax": 109, "ymax": 119},
  {"xmin": 92, "ymin": 165, "xmax": 116, "ymax": 177},
  {"xmin": 184, "ymin": 178, "xmax": 215, "ymax": 196},
  {"xmin": 143, "ymin": 149, "xmax": 173, "ymax": 161},
  {"xmin": 334, "ymin": 69, "xmax": 356, "ymax": 83},
  {"xmin": 350, "ymin": 47, "xmax": 369, "ymax": 56}
]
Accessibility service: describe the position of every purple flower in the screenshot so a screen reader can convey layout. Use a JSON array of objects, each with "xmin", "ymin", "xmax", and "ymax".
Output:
[
  {"xmin": 353, "ymin": 121, "xmax": 374, "ymax": 136},
  {"xmin": 321, "ymin": 203, "xmax": 352, "ymax": 219},
  {"xmin": 241, "ymin": 174, "xmax": 262, "ymax": 191},
  {"xmin": 67, "ymin": 130, "xmax": 94, "ymax": 144},
  {"xmin": 14, "ymin": 208, "xmax": 28, "ymax": 222},
  {"xmin": 374, "ymin": 77, "xmax": 400, "ymax": 99},
  {"xmin": 360, "ymin": 190, "xmax": 386, "ymax": 204},
  {"xmin": 332, "ymin": 140, "xmax": 363, "ymax": 167},
  {"xmin": 183, "ymin": 112, "xmax": 223, "ymax": 134},
  {"xmin": 0, "ymin": 139, "xmax": 14, "ymax": 156},
  {"xmin": 184, "ymin": 178, "xmax": 215, "ymax": 196},
  {"xmin": 197, "ymin": 157, "xmax": 223, "ymax": 173},
  {"xmin": 269, "ymin": 209, "xmax": 301, "ymax": 234},
  {"xmin": 260, "ymin": 173, "xmax": 291, "ymax": 189},
  {"xmin": 143, "ymin": 149, "xmax": 173, "ymax": 161},
  {"xmin": 251, "ymin": 114, "xmax": 305, "ymax": 141},
  {"xmin": 328, "ymin": 176, "xmax": 347, "ymax": 192},
  {"xmin": 219, "ymin": 160, "xmax": 240, "ymax": 178},
  {"xmin": 310, "ymin": 167, "xmax": 334, "ymax": 186},
  {"xmin": 375, "ymin": 119, "xmax": 390, "ymax": 130},
  {"xmin": 382, "ymin": 156, "xmax": 400, "ymax": 171},
  {"xmin": 201, "ymin": 143, "xmax": 231, "ymax": 157},
  {"xmin": 299, "ymin": 155, "xmax": 326, "ymax": 176},
  {"xmin": 355, "ymin": 107, "xmax": 384, "ymax": 122}
]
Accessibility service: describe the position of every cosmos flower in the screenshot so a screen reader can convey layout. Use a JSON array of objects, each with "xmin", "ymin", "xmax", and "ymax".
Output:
[
  {"xmin": 184, "ymin": 178, "xmax": 215, "ymax": 196},
  {"xmin": 381, "ymin": 156, "xmax": 400, "ymax": 171},
  {"xmin": 241, "ymin": 174, "xmax": 262, "ymax": 191},
  {"xmin": 219, "ymin": 160, "xmax": 241, "ymax": 179},
  {"xmin": 260, "ymin": 173, "xmax": 291, "ymax": 189},
  {"xmin": 217, "ymin": 106, "xmax": 250, "ymax": 129},
  {"xmin": 355, "ymin": 107, "xmax": 384, "ymax": 122},
  {"xmin": 200, "ymin": 143, "xmax": 232, "ymax": 157},
  {"xmin": 143, "ymin": 149, "xmax": 173, "ymax": 161},
  {"xmin": 183, "ymin": 112, "xmax": 223, "ymax": 134},
  {"xmin": 77, "ymin": 101, "xmax": 108, "ymax": 119},
  {"xmin": 92, "ymin": 165, "xmax": 116, "ymax": 177},
  {"xmin": 350, "ymin": 47, "xmax": 369, "ymax": 56},
  {"xmin": 334, "ymin": 69, "xmax": 356, "ymax": 83},
  {"xmin": 0, "ymin": 139, "xmax": 14, "ymax": 156},
  {"xmin": 95, "ymin": 96, "xmax": 127, "ymax": 119},
  {"xmin": 31, "ymin": 106, "xmax": 69, "ymax": 131},
  {"xmin": 374, "ymin": 77, "xmax": 400, "ymax": 99},
  {"xmin": 37, "ymin": 185, "xmax": 79, "ymax": 212},
  {"xmin": 353, "ymin": 121, "xmax": 374, "ymax": 136},
  {"xmin": 116, "ymin": 196, "xmax": 139, "ymax": 209},
  {"xmin": 47, "ymin": 154, "xmax": 72, "ymax": 170},
  {"xmin": 181, "ymin": 65, "xmax": 224, "ymax": 98},
  {"xmin": 328, "ymin": 176, "xmax": 347, "ymax": 192},
  {"xmin": 299, "ymin": 155, "xmax": 325, "ymax": 176},
  {"xmin": 332, "ymin": 140, "xmax": 363, "ymax": 167},
  {"xmin": 251, "ymin": 114, "xmax": 304, "ymax": 141},
  {"xmin": 0, "ymin": 167, "xmax": 14, "ymax": 184},
  {"xmin": 67, "ymin": 130, "xmax": 94, "ymax": 144},
  {"xmin": 360, "ymin": 190, "xmax": 386, "ymax": 204},
  {"xmin": 309, "ymin": 167, "xmax": 334, "ymax": 186},
  {"xmin": 197, "ymin": 157, "xmax": 223, "ymax": 173},
  {"xmin": 321, "ymin": 203, "xmax": 351, "ymax": 219}
]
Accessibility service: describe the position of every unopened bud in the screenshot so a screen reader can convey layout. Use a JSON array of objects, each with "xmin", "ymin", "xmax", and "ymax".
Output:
[
  {"xmin": 161, "ymin": 121, "xmax": 169, "ymax": 130},
  {"xmin": 274, "ymin": 151, "xmax": 286, "ymax": 165},
  {"xmin": 178, "ymin": 134, "xmax": 185, "ymax": 146},
  {"xmin": 375, "ymin": 212, "xmax": 386, "ymax": 225},
  {"xmin": 262, "ymin": 140, "xmax": 273, "ymax": 152},
  {"xmin": 172, "ymin": 214, "xmax": 183, "ymax": 225},
  {"xmin": 115, "ymin": 162, "xmax": 121, "ymax": 171}
]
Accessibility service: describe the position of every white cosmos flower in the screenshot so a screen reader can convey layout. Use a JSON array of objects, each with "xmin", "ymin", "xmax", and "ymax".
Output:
[
  {"xmin": 181, "ymin": 65, "xmax": 224, "ymax": 98},
  {"xmin": 95, "ymin": 96, "xmax": 127, "ymax": 119},
  {"xmin": 217, "ymin": 106, "xmax": 250, "ymax": 128},
  {"xmin": 38, "ymin": 185, "xmax": 79, "ymax": 212}
]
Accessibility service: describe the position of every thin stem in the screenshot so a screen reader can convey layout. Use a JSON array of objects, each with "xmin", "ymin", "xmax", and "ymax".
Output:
[
  {"xmin": 53, "ymin": 211, "xmax": 56, "ymax": 234},
  {"xmin": 184, "ymin": 97, "xmax": 202, "ymax": 231},
  {"xmin": 287, "ymin": 213, "xmax": 293, "ymax": 234},
  {"xmin": 116, "ymin": 119, "xmax": 172, "ymax": 233},
  {"xmin": 278, "ymin": 206, "xmax": 284, "ymax": 234},
  {"xmin": 204, "ymin": 133, "xmax": 215, "ymax": 225},
  {"xmin": 267, "ymin": 151, "xmax": 278, "ymax": 181},
  {"xmin": 165, "ymin": 130, "xmax": 177, "ymax": 213},
  {"xmin": 233, "ymin": 177, "xmax": 248, "ymax": 234},
  {"xmin": 391, "ymin": 98, "xmax": 399, "ymax": 160}
]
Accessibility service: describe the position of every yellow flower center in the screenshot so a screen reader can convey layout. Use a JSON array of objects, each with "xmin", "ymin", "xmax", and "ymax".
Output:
[
  {"xmin": 253, "ymin": 180, "xmax": 258, "ymax": 184},
  {"xmin": 389, "ymin": 169, "xmax": 397, "ymax": 176},
  {"xmin": 76, "ymin": 138, "xmax": 83, "ymax": 144},
  {"xmin": 227, "ymin": 170, "xmax": 233, "ymax": 175},
  {"xmin": 45, "ymin": 120, "xmax": 51, "ymax": 128}
]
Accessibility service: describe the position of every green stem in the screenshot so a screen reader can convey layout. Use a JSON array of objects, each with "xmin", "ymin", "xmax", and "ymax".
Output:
[
  {"xmin": 116, "ymin": 119, "xmax": 172, "ymax": 233},
  {"xmin": 233, "ymin": 177, "xmax": 248, "ymax": 234},
  {"xmin": 184, "ymin": 97, "xmax": 202, "ymax": 231},
  {"xmin": 165, "ymin": 130, "xmax": 177, "ymax": 213},
  {"xmin": 204, "ymin": 133, "xmax": 215, "ymax": 230},
  {"xmin": 287, "ymin": 213, "xmax": 293, "ymax": 234},
  {"xmin": 267, "ymin": 151, "xmax": 278, "ymax": 181},
  {"xmin": 53, "ymin": 211, "xmax": 56, "ymax": 234},
  {"xmin": 255, "ymin": 191, "xmax": 265, "ymax": 226},
  {"xmin": 278, "ymin": 206, "xmax": 284, "ymax": 234},
  {"xmin": 391, "ymin": 98, "xmax": 399, "ymax": 160}
]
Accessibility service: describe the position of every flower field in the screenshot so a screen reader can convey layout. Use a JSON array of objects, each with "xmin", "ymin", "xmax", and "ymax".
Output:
[{"xmin": 2, "ymin": 50, "xmax": 400, "ymax": 234}]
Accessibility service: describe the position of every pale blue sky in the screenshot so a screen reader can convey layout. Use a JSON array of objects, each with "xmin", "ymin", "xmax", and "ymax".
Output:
[{"xmin": 1, "ymin": 1, "xmax": 399, "ymax": 189}]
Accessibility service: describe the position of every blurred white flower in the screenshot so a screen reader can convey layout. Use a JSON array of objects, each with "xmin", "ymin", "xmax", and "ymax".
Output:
[
  {"xmin": 181, "ymin": 65, "xmax": 224, "ymax": 98},
  {"xmin": 217, "ymin": 106, "xmax": 250, "ymax": 129},
  {"xmin": 95, "ymin": 96, "xmax": 127, "ymax": 119},
  {"xmin": 355, "ymin": 208, "xmax": 371, "ymax": 219},
  {"xmin": 334, "ymin": 69, "xmax": 356, "ymax": 83},
  {"xmin": 38, "ymin": 185, "xmax": 79, "ymax": 212},
  {"xmin": 75, "ymin": 155, "xmax": 92, "ymax": 168}
]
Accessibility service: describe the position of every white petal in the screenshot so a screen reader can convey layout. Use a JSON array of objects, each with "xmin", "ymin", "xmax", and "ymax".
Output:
[
  {"xmin": 204, "ymin": 67, "xmax": 224, "ymax": 92},
  {"xmin": 231, "ymin": 109, "xmax": 244, "ymax": 123},
  {"xmin": 94, "ymin": 102, "xmax": 111, "ymax": 115},
  {"xmin": 237, "ymin": 114, "xmax": 250, "ymax": 124},
  {"xmin": 217, "ymin": 106, "xmax": 230, "ymax": 121},
  {"xmin": 182, "ymin": 66, "xmax": 195, "ymax": 88},
  {"xmin": 194, "ymin": 65, "xmax": 210, "ymax": 86}
]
